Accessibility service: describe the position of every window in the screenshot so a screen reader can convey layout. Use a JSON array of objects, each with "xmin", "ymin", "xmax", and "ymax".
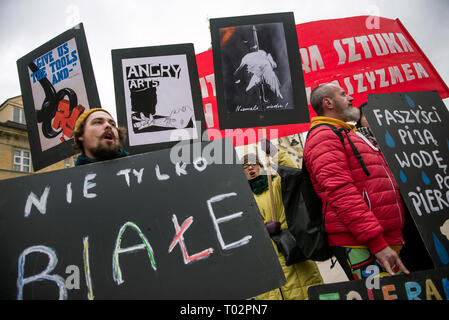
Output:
[
  {"xmin": 13, "ymin": 149, "xmax": 31, "ymax": 172},
  {"xmin": 13, "ymin": 107, "xmax": 26, "ymax": 125}
]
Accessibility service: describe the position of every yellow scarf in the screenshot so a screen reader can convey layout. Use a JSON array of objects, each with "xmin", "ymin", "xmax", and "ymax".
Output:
[{"xmin": 310, "ymin": 116, "xmax": 357, "ymax": 132}]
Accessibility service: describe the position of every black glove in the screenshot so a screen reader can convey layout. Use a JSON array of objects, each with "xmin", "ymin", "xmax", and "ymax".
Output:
[
  {"xmin": 260, "ymin": 138, "xmax": 278, "ymax": 157},
  {"xmin": 265, "ymin": 221, "xmax": 281, "ymax": 235}
]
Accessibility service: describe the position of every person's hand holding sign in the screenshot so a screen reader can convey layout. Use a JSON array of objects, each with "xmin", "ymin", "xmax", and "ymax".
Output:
[{"xmin": 375, "ymin": 246, "xmax": 410, "ymax": 276}]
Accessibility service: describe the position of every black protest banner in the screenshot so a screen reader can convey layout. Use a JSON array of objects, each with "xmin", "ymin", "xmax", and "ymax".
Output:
[
  {"xmin": 112, "ymin": 44, "xmax": 207, "ymax": 155},
  {"xmin": 0, "ymin": 138, "xmax": 285, "ymax": 299},
  {"xmin": 364, "ymin": 91, "xmax": 449, "ymax": 268},
  {"xmin": 16, "ymin": 23, "xmax": 100, "ymax": 171},
  {"xmin": 209, "ymin": 12, "xmax": 309, "ymax": 130},
  {"xmin": 308, "ymin": 267, "xmax": 449, "ymax": 300}
]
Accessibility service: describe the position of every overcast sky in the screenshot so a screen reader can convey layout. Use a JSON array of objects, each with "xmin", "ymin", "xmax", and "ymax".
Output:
[{"xmin": 1, "ymin": 0, "xmax": 448, "ymax": 118}]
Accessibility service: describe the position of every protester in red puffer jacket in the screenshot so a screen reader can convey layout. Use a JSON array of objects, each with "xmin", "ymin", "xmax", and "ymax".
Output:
[{"xmin": 303, "ymin": 83, "xmax": 410, "ymax": 278}]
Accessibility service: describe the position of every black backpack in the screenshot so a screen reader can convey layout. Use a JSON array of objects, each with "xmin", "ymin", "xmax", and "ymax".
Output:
[{"xmin": 272, "ymin": 123, "xmax": 370, "ymax": 264}]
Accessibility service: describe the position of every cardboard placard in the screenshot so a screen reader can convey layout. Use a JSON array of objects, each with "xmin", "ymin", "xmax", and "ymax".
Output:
[
  {"xmin": 0, "ymin": 138, "xmax": 285, "ymax": 299},
  {"xmin": 209, "ymin": 12, "xmax": 309, "ymax": 130},
  {"xmin": 364, "ymin": 91, "xmax": 449, "ymax": 268},
  {"xmin": 16, "ymin": 23, "xmax": 100, "ymax": 171},
  {"xmin": 112, "ymin": 44, "xmax": 207, "ymax": 155}
]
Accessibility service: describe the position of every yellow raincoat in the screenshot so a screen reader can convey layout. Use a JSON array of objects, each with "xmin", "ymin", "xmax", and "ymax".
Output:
[{"xmin": 253, "ymin": 150, "xmax": 323, "ymax": 300}]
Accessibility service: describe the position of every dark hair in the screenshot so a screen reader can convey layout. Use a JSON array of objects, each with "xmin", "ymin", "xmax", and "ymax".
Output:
[{"xmin": 356, "ymin": 102, "xmax": 368, "ymax": 127}]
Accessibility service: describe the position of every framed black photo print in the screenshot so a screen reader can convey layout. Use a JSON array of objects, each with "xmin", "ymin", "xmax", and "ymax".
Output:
[
  {"xmin": 16, "ymin": 23, "xmax": 100, "ymax": 171},
  {"xmin": 112, "ymin": 44, "xmax": 207, "ymax": 155},
  {"xmin": 210, "ymin": 12, "xmax": 310, "ymax": 130}
]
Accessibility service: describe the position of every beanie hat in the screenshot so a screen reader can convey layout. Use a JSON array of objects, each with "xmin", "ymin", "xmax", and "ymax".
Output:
[
  {"xmin": 74, "ymin": 108, "xmax": 112, "ymax": 132},
  {"xmin": 240, "ymin": 153, "xmax": 263, "ymax": 167}
]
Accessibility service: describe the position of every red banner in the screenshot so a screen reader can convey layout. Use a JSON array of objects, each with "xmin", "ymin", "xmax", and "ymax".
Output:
[{"xmin": 196, "ymin": 16, "xmax": 449, "ymax": 146}]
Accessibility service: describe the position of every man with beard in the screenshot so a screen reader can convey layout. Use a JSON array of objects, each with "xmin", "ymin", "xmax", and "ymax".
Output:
[
  {"xmin": 72, "ymin": 108, "xmax": 129, "ymax": 166},
  {"xmin": 303, "ymin": 83, "xmax": 410, "ymax": 281}
]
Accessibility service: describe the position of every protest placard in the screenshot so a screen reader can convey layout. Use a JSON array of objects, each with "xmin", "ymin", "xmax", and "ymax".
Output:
[
  {"xmin": 17, "ymin": 23, "xmax": 100, "ymax": 170},
  {"xmin": 364, "ymin": 91, "xmax": 449, "ymax": 268},
  {"xmin": 209, "ymin": 12, "xmax": 309, "ymax": 130},
  {"xmin": 0, "ymin": 138, "xmax": 285, "ymax": 299},
  {"xmin": 112, "ymin": 44, "xmax": 206, "ymax": 155},
  {"xmin": 308, "ymin": 266, "xmax": 449, "ymax": 300}
]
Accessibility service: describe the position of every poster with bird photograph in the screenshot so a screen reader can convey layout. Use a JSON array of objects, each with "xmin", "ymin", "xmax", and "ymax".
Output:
[{"xmin": 210, "ymin": 12, "xmax": 310, "ymax": 130}]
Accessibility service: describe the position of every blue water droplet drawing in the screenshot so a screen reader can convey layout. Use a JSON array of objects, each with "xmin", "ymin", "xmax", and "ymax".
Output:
[
  {"xmin": 422, "ymin": 171, "xmax": 431, "ymax": 185},
  {"xmin": 385, "ymin": 130, "xmax": 395, "ymax": 148},
  {"xmin": 433, "ymin": 233, "xmax": 449, "ymax": 265},
  {"xmin": 405, "ymin": 94, "xmax": 415, "ymax": 108},
  {"xmin": 400, "ymin": 170, "xmax": 407, "ymax": 183}
]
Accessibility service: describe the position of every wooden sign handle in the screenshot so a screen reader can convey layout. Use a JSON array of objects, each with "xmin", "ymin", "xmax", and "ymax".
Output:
[{"xmin": 262, "ymin": 127, "xmax": 277, "ymax": 222}]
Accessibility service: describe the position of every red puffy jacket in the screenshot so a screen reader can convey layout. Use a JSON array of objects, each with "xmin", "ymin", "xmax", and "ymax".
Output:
[{"xmin": 303, "ymin": 117, "xmax": 405, "ymax": 254}]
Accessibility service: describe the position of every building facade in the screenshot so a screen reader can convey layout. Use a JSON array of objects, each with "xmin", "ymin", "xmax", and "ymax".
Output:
[{"xmin": 0, "ymin": 96, "xmax": 75, "ymax": 180}]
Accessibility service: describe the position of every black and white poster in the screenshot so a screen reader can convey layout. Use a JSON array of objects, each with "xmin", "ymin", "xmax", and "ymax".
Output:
[
  {"xmin": 221, "ymin": 23, "xmax": 293, "ymax": 113},
  {"xmin": 210, "ymin": 12, "xmax": 309, "ymax": 130},
  {"xmin": 112, "ymin": 44, "xmax": 206, "ymax": 155},
  {"xmin": 364, "ymin": 91, "xmax": 449, "ymax": 268},
  {"xmin": 17, "ymin": 23, "xmax": 100, "ymax": 171}
]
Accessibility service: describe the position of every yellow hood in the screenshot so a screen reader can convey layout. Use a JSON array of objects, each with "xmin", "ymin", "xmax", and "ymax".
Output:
[{"xmin": 310, "ymin": 116, "xmax": 356, "ymax": 132}]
